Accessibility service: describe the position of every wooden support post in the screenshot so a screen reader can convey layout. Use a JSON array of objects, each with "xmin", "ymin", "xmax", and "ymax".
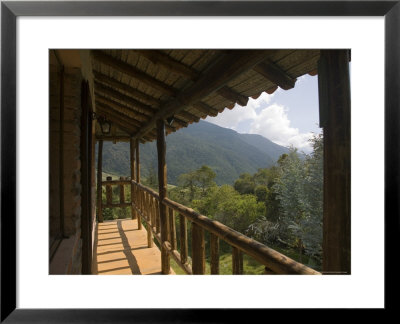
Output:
[
  {"xmin": 97, "ymin": 140, "xmax": 103, "ymax": 223},
  {"xmin": 135, "ymin": 139, "xmax": 142, "ymax": 230},
  {"xmin": 318, "ymin": 50, "xmax": 351, "ymax": 274},
  {"xmin": 179, "ymin": 214, "xmax": 188, "ymax": 265},
  {"xmin": 106, "ymin": 176, "xmax": 112, "ymax": 205},
  {"xmin": 130, "ymin": 138, "xmax": 136, "ymax": 219},
  {"xmin": 210, "ymin": 233, "xmax": 219, "ymax": 274},
  {"xmin": 156, "ymin": 119, "xmax": 170, "ymax": 274},
  {"xmin": 232, "ymin": 247, "xmax": 243, "ymax": 274},
  {"xmin": 191, "ymin": 222, "xmax": 205, "ymax": 274}
]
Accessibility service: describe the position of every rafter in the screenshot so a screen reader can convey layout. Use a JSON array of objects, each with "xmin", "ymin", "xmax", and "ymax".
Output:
[
  {"xmin": 253, "ymin": 61, "xmax": 296, "ymax": 90},
  {"xmin": 217, "ymin": 86, "xmax": 249, "ymax": 107},
  {"xmin": 91, "ymin": 50, "xmax": 177, "ymax": 97},
  {"xmin": 93, "ymin": 70, "xmax": 162, "ymax": 107},
  {"xmin": 133, "ymin": 50, "xmax": 274, "ymax": 139}
]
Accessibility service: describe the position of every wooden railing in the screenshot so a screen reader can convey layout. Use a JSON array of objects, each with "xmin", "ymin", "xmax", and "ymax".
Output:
[
  {"xmin": 101, "ymin": 176, "xmax": 132, "ymax": 208},
  {"xmin": 131, "ymin": 181, "xmax": 320, "ymax": 275}
]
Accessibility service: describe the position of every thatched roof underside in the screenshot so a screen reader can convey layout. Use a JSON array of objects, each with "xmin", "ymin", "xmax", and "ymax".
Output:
[{"xmin": 92, "ymin": 49, "xmax": 320, "ymax": 143}]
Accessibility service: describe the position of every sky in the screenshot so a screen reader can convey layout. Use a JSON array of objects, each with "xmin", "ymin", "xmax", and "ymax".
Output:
[{"xmin": 205, "ymin": 74, "xmax": 321, "ymax": 154}]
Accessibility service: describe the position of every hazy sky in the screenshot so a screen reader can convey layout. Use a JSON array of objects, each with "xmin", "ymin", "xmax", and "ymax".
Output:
[{"xmin": 205, "ymin": 74, "xmax": 321, "ymax": 153}]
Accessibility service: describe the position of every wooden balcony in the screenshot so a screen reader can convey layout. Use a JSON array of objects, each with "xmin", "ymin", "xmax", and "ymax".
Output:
[{"xmin": 95, "ymin": 178, "xmax": 320, "ymax": 275}]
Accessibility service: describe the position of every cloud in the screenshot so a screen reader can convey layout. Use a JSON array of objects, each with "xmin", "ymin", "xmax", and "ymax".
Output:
[
  {"xmin": 204, "ymin": 92, "xmax": 272, "ymax": 129},
  {"xmin": 249, "ymin": 104, "xmax": 313, "ymax": 153},
  {"xmin": 206, "ymin": 92, "xmax": 314, "ymax": 153}
]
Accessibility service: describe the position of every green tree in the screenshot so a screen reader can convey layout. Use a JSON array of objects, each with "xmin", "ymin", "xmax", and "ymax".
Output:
[
  {"xmin": 194, "ymin": 165, "xmax": 217, "ymax": 197},
  {"xmin": 234, "ymin": 173, "xmax": 255, "ymax": 194}
]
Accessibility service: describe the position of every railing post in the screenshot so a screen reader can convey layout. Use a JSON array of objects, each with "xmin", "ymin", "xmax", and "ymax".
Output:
[
  {"xmin": 156, "ymin": 119, "xmax": 170, "ymax": 274},
  {"xmin": 210, "ymin": 233, "xmax": 219, "ymax": 274},
  {"xmin": 179, "ymin": 214, "xmax": 188, "ymax": 265},
  {"xmin": 169, "ymin": 208, "xmax": 176, "ymax": 250},
  {"xmin": 191, "ymin": 222, "xmax": 205, "ymax": 274},
  {"xmin": 106, "ymin": 176, "xmax": 112, "ymax": 205},
  {"xmin": 97, "ymin": 140, "xmax": 103, "ymax": 222},
  {"xmin": 232, "ymin": 247, "xmax": 243, "ymax": 274},
  {"xmin": 119, "ymin": 177, "xmax": 125, "ymax": 204}
]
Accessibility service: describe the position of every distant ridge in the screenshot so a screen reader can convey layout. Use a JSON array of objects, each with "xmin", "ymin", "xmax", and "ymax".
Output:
[{"xmin": 100, "ymin": 121, "xmax": 289, "ymax": 185}]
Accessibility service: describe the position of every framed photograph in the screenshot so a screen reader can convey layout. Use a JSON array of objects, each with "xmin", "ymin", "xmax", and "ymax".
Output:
[{"xmin": 1, "ymin": 0, "xmax": 399, "ymax": 321}]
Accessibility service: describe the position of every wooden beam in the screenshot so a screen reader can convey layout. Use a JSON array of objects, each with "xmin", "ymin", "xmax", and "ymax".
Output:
[
  {"xmin": 91, "ymin": 50, "xmax": 177, "ymax": 96},
  {"xmin": 157, "ymin": 119, "xmax": 170, "ymax": 274},
  {"xmin": 97, "ymin": 140, "xmax": 103, "ymax": 223},
  {"xmin": 96, "ymin": 94, "xmax": 150, "ymax": 121},
  {"xmin": 136, "ymin": 50, "xmax": 199, "ymax": 80},
  {"xmin": 253, "ymin": 61, "xmax": 297, "ymax": 90},
  {"xmin": 95, "ymin": 82, "xmax": 155, "ymax": 116},
  {"xmin": 93, "ymin": 70, "xmax": 162, "ymax": 107},
  {"xmin": 217, "ymin": 86, "xmax": 249, "ymax": 107},
  {"xmin": 319, "ymin": 50, "xmax": 351, "ymax": 275},
  {"xmin": 134, "ymin": 50, "xmax": 273, "ymax": 139}
]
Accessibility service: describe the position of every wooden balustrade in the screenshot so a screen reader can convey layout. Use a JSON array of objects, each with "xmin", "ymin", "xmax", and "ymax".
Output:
[
  {"xmin": 100, "ymin": 177, "xmax": 132, "ymax": 209},
  {"xmin": 131, "ymin": 180, "xmax": 321, "ymax": 275}
]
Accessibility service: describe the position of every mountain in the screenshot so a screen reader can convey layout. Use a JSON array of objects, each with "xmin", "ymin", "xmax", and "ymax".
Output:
[{"xmin": 100, "ymin": 121, "xmax": 289, "ymax": 185}]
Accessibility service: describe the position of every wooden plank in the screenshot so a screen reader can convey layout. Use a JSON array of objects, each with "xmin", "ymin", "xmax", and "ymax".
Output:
[
  {"xmin": 191, "ymin": 222, "xmax": 205, "ymax": 274},
  {"xmin": 157, "ymin": 119, "xmax": 170, "ymax": 274},
  {"xmin": 133, "ymin": 50, "xmax": 274, "ymax": 140},
  {"xmin": 179, "ymin": 214, "xmax": 188, "ymax": 265},
  {"xmin": 97, "ymin": 140, "xmax": 103, "ymax": 223},
  {"xmin": 319, "ymin": 50, "xmax": 351, "ymax": 275},
  {"xmin": 210, "ymin": 233, "xmax": 219, "ymax": 274}
]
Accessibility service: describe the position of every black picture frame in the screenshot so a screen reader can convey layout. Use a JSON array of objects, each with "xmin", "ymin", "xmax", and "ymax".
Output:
[{"xmin": 1, "ymin": 0, "xmax": 399, "ymax": 322}]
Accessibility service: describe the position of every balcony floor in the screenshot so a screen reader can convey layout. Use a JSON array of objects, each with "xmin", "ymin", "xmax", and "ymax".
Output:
[{"xmin": 92, "ymin": 218, "xmax": 173, "ymax": 275}]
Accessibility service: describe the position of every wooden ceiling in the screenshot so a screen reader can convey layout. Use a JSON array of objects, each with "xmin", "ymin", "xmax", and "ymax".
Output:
[{"xmin": 91, "ymin": 49, "xmax": 320, "ymax": 143}]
